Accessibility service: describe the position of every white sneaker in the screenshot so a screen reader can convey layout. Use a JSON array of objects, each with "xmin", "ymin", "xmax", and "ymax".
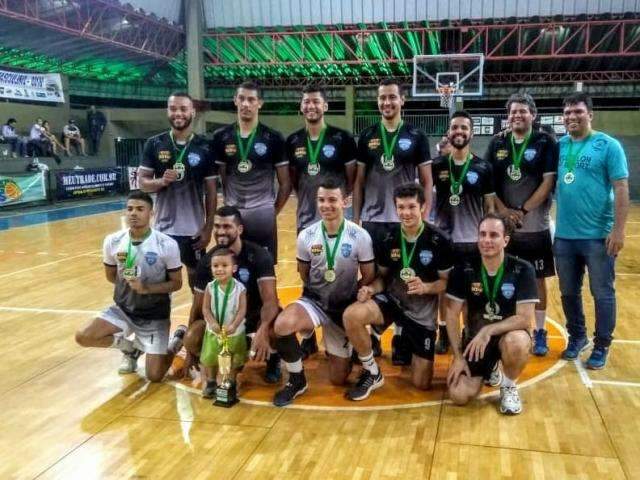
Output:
[
  {"xmin": 168, "ymin": 325, "xmax": 188, "ymax": 354},
  {"xmin": 485, "ymin": 363, "xmax": 503, "ymax": 387},
  {"xmin": 499, "ymin": 385, "xmax": 522, "ymax": 415},
  {"xmin": 118, "ymin": 349, "xmax": 142, "ymax": 374}
]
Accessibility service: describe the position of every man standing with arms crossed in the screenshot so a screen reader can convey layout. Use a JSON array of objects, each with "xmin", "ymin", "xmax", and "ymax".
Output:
[
  {"xmin": 138, "ymin": 92, "xmax": 218, "ymax": 290},
  {"xmin": 212, "ymin": 81, "xmax": 292, "ymax": 263},
  {"xmin": 555, "ymin": 93, "xmax": 629, "ymax": 369},
  {"xmin": 486, "ymin": 93, "xmax": 558, "ymax": 356}
]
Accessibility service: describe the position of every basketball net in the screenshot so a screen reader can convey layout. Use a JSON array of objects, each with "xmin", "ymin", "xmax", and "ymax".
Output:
[{"xmin": 437, "ymin": 85, "xmax": 456, "ymax": 108}]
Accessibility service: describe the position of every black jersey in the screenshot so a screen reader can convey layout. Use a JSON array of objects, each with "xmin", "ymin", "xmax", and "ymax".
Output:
[
  {"xmin": 446, "ymin": 254, "xmax": 538, "ymax": 339},
  {"xmin": 194, "ymin": 240, "xmax": 276, "ymax": 323},
  {"xmin": 286, "ymin": 125, "xmax": 357, "ymax": 230},
  {"xmin": 377, "ymin": 224, "xmax": 454, "ymax": 329},
  {"xmin": 212, "ymin": 122, "xmax": 287, "ymax": 209},
  {"xmin": 139, "ymin": 132, "xmax": 217, "ymax": 237},
  {"xmin": 357, "ymin": 122, "xmax": 430, "ymax": 223},
  {"xmin": 486, "ymin": 131, "xmax": 558, "ymax": 233},
  {"xmin": 431, "ymin": 154, "xmax": 495, "ymax": 244}
]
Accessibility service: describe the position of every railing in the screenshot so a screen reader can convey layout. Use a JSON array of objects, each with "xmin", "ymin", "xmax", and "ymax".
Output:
[
  {"xmin": 354, "ymin": 114, "xmax": 450, "ymax": 136},
  {"xmin": 114, "ymin": 138, "xmax": 146, "ymax": 167}
]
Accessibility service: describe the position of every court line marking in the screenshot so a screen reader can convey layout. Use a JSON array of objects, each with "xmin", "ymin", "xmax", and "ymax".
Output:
[
  {"xmin": 0, "ymin": 198, "xmax": 123, "ymax": 219},
  {"xmin": 0, "ymin": 250, "xmax": 99, "ymax": 279},
  {"xmin": 591, "ymin": 379, "xmax": 640, "ymax": 388},
  {"xmin": 615, "ymin": 273, "xmax": 640, "ymax": 277},
  {"xmin": 548, "ymin": 335, "xmax": 640, "ymax": 345},
  {"xmin": 573, "ymin": 357, "xmax": 594, "ymax": 388}
]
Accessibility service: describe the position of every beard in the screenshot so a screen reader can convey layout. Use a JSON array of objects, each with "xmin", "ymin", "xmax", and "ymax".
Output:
[
  {"xmin": 169, "ymin": 114, "xmax": 193, "ymax": 131},
  {"xmin": 450, "ymin": 135, "xmax": 471, "ymax": 150},
  {"xmin": 215, "ymin": 233, "xmax": 238, "ymax": 247}
]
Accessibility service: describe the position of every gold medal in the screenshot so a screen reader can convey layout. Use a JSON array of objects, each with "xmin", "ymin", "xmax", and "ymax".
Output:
[
  {"xmin": 399, "ymin": 267, "xmax": 415, "ymax": 282},
  {"xmin": 173, "ymin": 162, "xmax": 185, "ymax": 181},
  {"xmin": 307, "ymin": 163, "xmax": 320, "ymax": 176},
  {"xmin": 123, "ymin": 266, "xmax": 138, "ymax": 280},
  {"xmin": 564, "ymin": 172, "xmax": 575, "ymax": 184},
  {"xmin": 237, "ymin": 160, "xmax": 252, "ymax": 173},
  {"xmin": 449, "ymin": 194, "xmax": 461, "ymax": 206},
  {"xmin": 324, "ymin": 269, "xmax": 336, "ymax": 282},
  {"xmin": 508, "ymin": 166, "xmax": 522, "ymax": 181}
]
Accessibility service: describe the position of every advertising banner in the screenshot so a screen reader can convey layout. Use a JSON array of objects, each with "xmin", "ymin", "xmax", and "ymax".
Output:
[
  {"xmin": 0, "ymin": 69, "xmax": 65, "ymax": 103},
  {"xmin": 0, "ymin": 172, "xmax": 47, "ymax": 207},
  {"xmin": 56, "ymin": 168, "xmax": 121, "ymax": 200}
]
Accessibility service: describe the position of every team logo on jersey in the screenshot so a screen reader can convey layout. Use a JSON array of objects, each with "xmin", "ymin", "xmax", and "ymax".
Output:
[
  {"xmin": 187, "ymin": 152, "xmax": 201, "ymax": 167},
  {"xmin": 295, "ymin": 146, "xmax": 307, "ymax": 158},
  {"xmin": 524, "ymin": 148, "xmax": 537, "ymax": 161},
  {"xmin": 398, "ymin": 138, "xmax": 412, "ymax": 151},
  {"xmin": 225, "ymin": 144, "xmax": 237, "ymax": 156},
  {"xmin": 471, "ymin": 282, "xmax": 482, "ymax": 295},
  {"xmin": 254, "ymin": 142, "xmax": 267, "ymax": 156},
  {"xmin": 466, "ymin": 171, "xmax": 479, "ymax": 184},
  {"xmin": 144, "ymin": 252, "xmax": 158, "ymax": 266},
  {"xmin": 388, "ymin": 248, "xmax": 400, "ymax": 261},
  {"xmin": 322, "ymin": 144, "xmax": 336, "ymax": 158},
  {"xmin": 158, "ymin": 150, "xmax": 171, "ymax": 163},
  {"xmin": 341, "ymin": 243, "xmax": 352, "ymax": 258},
  {"xmin": 438, "ymin": 170, "xmax": 449, "ymax": 181},
  {"xmin": 496, "ymin": 149, "xmax": 509, "ymax": 160},
  {"xmin": 311, "ymin": 244, "xmax": 323, "ymax": 256},
  {"xmin": 368, "ymin": 138, "xmax": 381, "ymax": 150},
  {"xmin": 419, "ymin": 250, "xmax": 433, "ymax": 266},
  {"xmin": 501, "ymin": 282, "xmax": 515, "ymax": 299},
  {"xmin": 238, "ymin": 267, "xmax": 250, "ymax": 283}
]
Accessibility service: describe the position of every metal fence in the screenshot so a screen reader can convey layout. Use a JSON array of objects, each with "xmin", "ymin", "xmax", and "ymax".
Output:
[
  {"xmin": 114, "ymin": 138, "xmax": 146, "ymax": 167},
  {"xmin": 353, "ymin": 114, "xmax": 451, "ymax": 136}
]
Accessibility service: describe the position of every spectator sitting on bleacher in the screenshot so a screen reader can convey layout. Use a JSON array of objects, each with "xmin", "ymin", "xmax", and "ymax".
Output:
[
  {"xmin": 1, "ymin": 118, "xmax": 24, "ymax": 158},
  {"xmin": 43, "ymin": 120, "xmax": 67, "ymax": 156},
  {"xmin": 29, "ymin": 118, "xmax": 47, "ymax": 157},
  {"xmin": 63, "ymin": 119, "xmax": 87, "ymax": 156}
]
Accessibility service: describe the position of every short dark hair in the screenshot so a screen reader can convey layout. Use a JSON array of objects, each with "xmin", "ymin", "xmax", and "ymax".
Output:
[
  {"xmin": 563, "ymin": 92, "xmax": 593, "ymax": 112},
  {"xmin": 7, "ymin": 118, "xmax": 16, "ymax": 125},
  {"xmin": 317, "ymin": 178, "xmax": 346, "ymax": 196},
  {"xmin": 378, "ymin": 78, "xmax": 405, "ymax": 96},
  {"xmin": 237, "ymin": 80, "xmax": 262, "ymax": 99},
  {"xmin": 394, "ymin": 183, "xmax": 426, "ymax": 206},
  {"xmin": 127, "ymin": 190, "xmax": 154, "ymax": 208},
  {"xmin": 210, "ymin": 246, "xmax": 237, "ymax": 263},
  {"xmin": 215, "ymin": 205, "xmax": 243, "ymax": 225},
  {"xmin": 302, "ymin": 84, "xmax": 327, "ymax": 100},
  {"xmin": 506, "ymin": 93, "xmax": 537, "ymax": 116},
  {"xmin": 450, "ymin": 110, "xmax": 474, "ymax": 127},
  {"xmin": 168, "ymin": 91, "xmax": 193, "ymax": 104},
  {"xmin": 479, "ymin": 212, "xmax": 514, "ymax": 238}
]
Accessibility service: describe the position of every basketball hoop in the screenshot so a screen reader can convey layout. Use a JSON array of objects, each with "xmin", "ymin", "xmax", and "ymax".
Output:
[{"xmin": 437, "ymin": 85, "xmax": 456, "ymax": 108}]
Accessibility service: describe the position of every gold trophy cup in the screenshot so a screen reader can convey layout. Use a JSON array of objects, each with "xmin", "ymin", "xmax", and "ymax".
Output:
[{"xmin": 214, "ymin": 328, "xmax": 238, "ymax": 407}]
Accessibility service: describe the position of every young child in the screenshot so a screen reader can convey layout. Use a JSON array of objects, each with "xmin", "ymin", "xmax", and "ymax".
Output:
[{"xmin": 200, "ymin": 247, "xmax": 247, "ymax": 398}]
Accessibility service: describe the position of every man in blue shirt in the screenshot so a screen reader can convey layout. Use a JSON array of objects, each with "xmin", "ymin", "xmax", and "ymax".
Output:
[{"xmin": 555, "ymin": 93, "xmax": 629, "ymax": 369}]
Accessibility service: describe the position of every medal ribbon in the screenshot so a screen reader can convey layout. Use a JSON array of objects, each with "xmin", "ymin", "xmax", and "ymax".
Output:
[
  {"xmin": 481, "ymin": 261, "xmax": 505, "ymax": 312},
  {"xmin": 125, "ymin": 229, "xmax": 151, "ymax": 269},
  {"xmin": 448, "ymin": 153, "xmax": 473, "ymax": 195},
  {"xmin": 400, "ymin": 222, "xmax": 425, "ymax": 270},
  {"xmin": 306, "ymin": 126, "xmax": 327, "ymax": 168},
  {"xmin": 213, "ymin": 279, "xmax": 234, "ymax": 327},
  {"xmin": 169, "ymin": 131, "xmax": 194, "ymax": 166},
  {"xmin": 565, "ymin": 131, "xmax": 593, "ymax": 176},
  {"xmin": 379, "ymin": 121, "xmax": 403, "ymax": 160},
  {"xmin": 509, "ymin": 131, "xmax": 532, "ymax": 172},
  {"xmin": 236, "ymin": 125, "xmax": 258, "ymax": 164},
  {"xmin": 321, "ymin": 219, "xmax": 345, "ymax": 273}
]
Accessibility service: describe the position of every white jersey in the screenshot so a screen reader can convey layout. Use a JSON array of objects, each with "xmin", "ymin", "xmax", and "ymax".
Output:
[
  {"xmin": 103, "ymin": 228, "xmax": 182, "ymax": 323},
  {"xmin": 297, "ymin": 219, "xmax": 374, "ymax": 315},
  {"xmin": 206, "ymin": 278, "xmax": 246, "ymax": 336}
]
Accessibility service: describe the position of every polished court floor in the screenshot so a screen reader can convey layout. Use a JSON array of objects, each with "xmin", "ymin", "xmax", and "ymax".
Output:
[{"xmin": 1, "ymin": 199, "xmax": 639, "ymax": 479}]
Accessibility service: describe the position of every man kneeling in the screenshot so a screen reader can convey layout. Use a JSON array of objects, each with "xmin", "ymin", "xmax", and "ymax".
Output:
[{"xmin": 445, "ymin": 213, "xmax": 538, "ymax": 415}]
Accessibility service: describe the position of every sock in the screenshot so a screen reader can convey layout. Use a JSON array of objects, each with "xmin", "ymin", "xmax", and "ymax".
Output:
[
  {"xmin": 268, "ymin": 347, "xmax": 276, "ymax": 355},
  {"xmin": 502, "ymin": 376, "xmax": 516, "ymax": 388},
  {"xmin": 276, "ymin": 334, "xmax": 302, "ymax": 373},
  {"xmin": 393, "ymin": 324, "xmax": 403, "ymax": 336},
  {"xmin": 535, "ymin": 310, "xmax": 546, "ymax": 331},
  {"xmin": 285, "ymin": 359, "xmax": 303, "ymax": 373},
  {"xmin": 359, "ymin": 352, "xmax": 379, "ymax": 375},
  {"xmin": 112, "ymin": 335, "xmax": 134, "ymax": 353},
  {"xmin": 437, "ymin": 320, "xmax": 446, "ymax": 327}
]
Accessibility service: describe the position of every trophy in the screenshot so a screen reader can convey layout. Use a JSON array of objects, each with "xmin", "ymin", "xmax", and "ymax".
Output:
[{"xmin": 214, "ymin": 328, "xmax": 238, "ymax": 407}]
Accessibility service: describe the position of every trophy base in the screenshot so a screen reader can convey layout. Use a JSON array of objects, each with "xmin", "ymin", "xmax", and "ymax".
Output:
[
  {"xmin": 213, "ymin": 383, "xmax": 239, "ymax": 408},
  {"xmin": 213, "ymin": 397, "xmax": 239, "ymax": 408}
]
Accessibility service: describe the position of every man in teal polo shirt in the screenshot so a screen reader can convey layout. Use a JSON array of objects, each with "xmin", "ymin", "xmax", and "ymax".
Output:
[{"xmin": 555, "ymin": 92, "xmax": 629, "ymax": 369}]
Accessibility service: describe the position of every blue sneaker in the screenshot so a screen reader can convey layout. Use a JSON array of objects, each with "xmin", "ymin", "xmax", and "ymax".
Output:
[
  {"xmin": 586, "ymin": 347, "xmax": 609, "ymax": 370},
  {"xmin": 561, "ymin": 336, "xmax": 588, "ymax": 360},
  {"xmin": 533, "ymin": 329, "xmax": 549, "ymax": 356}
]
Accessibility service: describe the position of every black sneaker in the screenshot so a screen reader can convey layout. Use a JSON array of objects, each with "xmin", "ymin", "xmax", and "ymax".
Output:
[
  {"xmin": 301, "ymin": 332, "xmax": 319, "ymax": 360},
  {"xmin": 346, "ymin": 369, "xmax": 384, "ymax": 401},
  {"xmin": 264, "ymin": 353, "xmax": 282, "ymax": 384},
  {"xmin": 202, "ymin": 380, "xmax": 217, "ymax": 399},
  {"xmin": 273, "ymin": 371, "xmax": 308, "ymax": 407},
  {"xmin": 371, "ymin": 334, "xmax": 382, "ymax": 357},
  {"xmin": 391, "ymin": 334, "xmax": 411, "ymax": 366},
  {"xmin": 436, "ymin": 325, "xmax": 449, "ymax": 354}
]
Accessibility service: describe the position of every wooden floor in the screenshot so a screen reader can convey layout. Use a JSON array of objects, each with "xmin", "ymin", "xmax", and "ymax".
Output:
[{"xmin": 1, "ymin": 199, "xmax": 640, "ymax": 479}]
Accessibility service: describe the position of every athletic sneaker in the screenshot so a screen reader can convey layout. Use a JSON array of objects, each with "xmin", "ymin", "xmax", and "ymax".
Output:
[
  {"xmin": 118, "ymin": 349, "xmax": 142, "ymax": 374},
  {"xmin": 436, "ymin": 324, "xmax": 449, "ymax": 354},
  {"xmin": 273, "ymin": 371, "xmax": 308, "ymax": 407},
  {"xmin": 561, "ymin": 336, "xmax": 589, "ymax": 360},
  {"xmin": 533, "ymin": 329, "xmax": 549, "ymax": 356},
  {"xmin": 168, "ymin": 325, "xmax": 188, "ymax": 355},
  {"xmin": 264, "ymin": 353, "xmax": 282, "ymax": 384},
  {"xmin": 202, "ymin": 380, "xmax": 217, "ymax": 399},
  {"xmin": 391, "ymin": 334, "xmax": 411, "ymax": 366},
  {"xmin": 371, "ymin": 334, "xmax": 382, "ymax": 358},
  {"xmin": 586, "ymin": 346, "xmax": 609, "ymax": 370},
  {"xmin": 346, "ymin": 369, "xmax": 384, "ymax": 401},
  {"xmin": 499, "ymin": 385, "xmax": 522, "ymax": 415},
  {"xmin": 301, "ymin": 332, "xmax": 319, "ymax": 360},
  {"xmin": 485, "ymin": 363, "xmax": 503, "ymax": 387}
]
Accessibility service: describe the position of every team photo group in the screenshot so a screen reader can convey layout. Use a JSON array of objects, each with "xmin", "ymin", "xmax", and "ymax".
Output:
[{"xmin": 74, "ymin": 78, "xmax": 629, "ymax": 416}]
